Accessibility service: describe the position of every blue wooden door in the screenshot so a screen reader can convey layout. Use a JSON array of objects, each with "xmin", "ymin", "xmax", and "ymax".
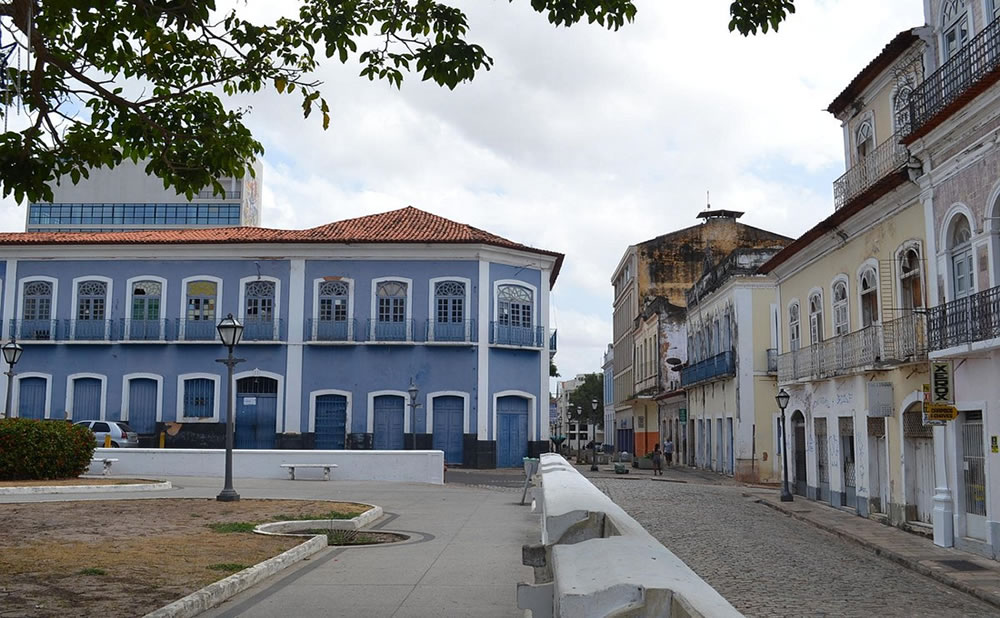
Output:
[
  {"xmin": 128, "ymin": 378, "xmax": 158, "ymax": 434},
  {"xmin": 235, "ymin": 378, "xmax": 278, "ymax": 449},
  {"xmin": 72, "ymin": 378, "xmax": 102, "ymax": 421},
  {"xmin": 432, "ymin": 396, "xmax": 464, "ymax": 464},
  {"xmin": 17, "ymin": 377, "xmax": 46, "ymax": 419},
  {"xmin": 373, "ymin": 395, "xmax": 404, "ymax": 450},
  {"xmin": 315, "ymin": 394, "xmax": 347, "ymax": 449},
  {"xmin": 497, "ymin": 396, "xmax": 529, "ymax": 468}
]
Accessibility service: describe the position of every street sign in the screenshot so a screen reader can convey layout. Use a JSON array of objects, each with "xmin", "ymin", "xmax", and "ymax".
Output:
[
  {"xmin": 930, "ymin": 361, "xmax": 955, "ymax": 405},
  {"xmin": 925, "ymin": 404, "xmax": 958, "ymax": 421},
  {"xmin": 922, "ymin": 383, "xmax": 931, "ymax": 403},
  {"xmin": 679, "ymin": 408, "xmax": 688, "ymax": 423}
]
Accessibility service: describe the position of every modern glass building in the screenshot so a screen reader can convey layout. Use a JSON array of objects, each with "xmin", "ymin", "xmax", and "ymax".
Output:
[{"xmin": 25, "ymin": 160, "xmax": 262, "ymax": 232}]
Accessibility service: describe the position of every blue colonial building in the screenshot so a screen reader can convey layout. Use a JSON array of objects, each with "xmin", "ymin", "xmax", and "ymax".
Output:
[{"xmin": 0, "ymin": 207, "xmax": 561, "ymax": 468}]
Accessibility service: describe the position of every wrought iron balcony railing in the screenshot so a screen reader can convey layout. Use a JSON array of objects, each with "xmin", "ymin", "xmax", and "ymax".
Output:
[
  {"xmin": 307, "ymin": 318, "xmax": 356, "ymax": 342},
  {"xmin": 368, "ymin": 318, "xmax": 416, "ymax": 342},
  {"xmin": 120, "ymin": 318, "xmax": 167, "ymax": 341},
  {"xmin": 426, "ymin": 319, "xmax": 476, "ymax": 343},
  {"xmin": 778, "ymin": 313, "xmax": 927, "ymax": 383},
  {"xmin": 928, "ymin": 284, "xmax": 1000, "ymax": 350},
  {"xmin": 900, "ymin": 16, "xmax": 1000, "ymax": 139},
  {"xmin": 178, "ymin": 318, "xmax": 218, "ymax": 341},
  {"xmin": 549, "ymin": 329, "xmax": 558, "ymax": 355},
  {"xmin": 490, "ymin": 322, "xmax": 544, "ymax": 348},
  {"xmin": 240, "ymin": 317, "xmax": 283, "ymax": 342},
  {"xmin": 833, "ymin": 134, "xmax": 908, "ymax": 210},
  {"xmin": 680, "ymin": 350, "xmax": 735, "ymax": 387},
  {"xmin": 9, "ymin": 319, "xmax": 58, "ymax": 341}
]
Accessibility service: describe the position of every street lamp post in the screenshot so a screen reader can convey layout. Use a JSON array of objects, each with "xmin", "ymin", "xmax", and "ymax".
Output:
[
  {"xmin": 2, "ymin": 338, "xmax": 23, "ymax": 419},
  {"xmin": 575, "ymin": 405, "xmax": 582, "ymax": 457},
  {"xmin": 590, "ymin": 398, "xmax": 599, "ymax": 471},
  {"xmin": 776, "ymin": 388, "xmax": 793, "ymax": 502},
  {"xmin": 216, "ymin": 314, "xmax": 245, "ymax": 502}
]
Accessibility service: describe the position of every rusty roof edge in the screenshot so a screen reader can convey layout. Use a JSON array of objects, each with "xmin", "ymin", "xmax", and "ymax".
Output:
[{"xmin": 827, "ymin": 28, "xmax": 921, "ymax": 117}]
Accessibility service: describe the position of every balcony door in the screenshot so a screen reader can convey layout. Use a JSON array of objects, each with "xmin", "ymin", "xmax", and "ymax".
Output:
[{"xmin": 950, "ymin": 216, "xmax": 974, "ymax": 300}]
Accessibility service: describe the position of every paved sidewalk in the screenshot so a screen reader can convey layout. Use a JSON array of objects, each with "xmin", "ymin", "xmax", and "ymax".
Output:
[{"xmin": 1, "ymin": 476, "xmax": 537, "ymax": 617}]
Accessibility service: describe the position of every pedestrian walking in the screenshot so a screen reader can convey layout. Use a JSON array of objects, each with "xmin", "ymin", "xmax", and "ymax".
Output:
[
  {"xmin": 664, "ymin": 438, "xmax": 674, "ymax": 467},
  {"xmin": 651, "ymin": 443, "xmax": 663, "ymax": 475}
]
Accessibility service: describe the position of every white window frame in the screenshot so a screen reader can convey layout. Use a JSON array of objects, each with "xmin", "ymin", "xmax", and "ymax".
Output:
[
  {"xmin": 70, "ymin": 275, "xmax": 113, "ymax": 341},
  {"xmin": 179, "ymin": 275, "xmax": 223, "ymax": 341},
  {"xmin": 370, "ymin": 276, "xmax": 413, "ymax": 341},
  {"xmin": 367, "ymin": 389, "xmax": 413, "ymax": 436},
  {"xmin": 492, "ymin": 279, "xmax": 538, "ymax": 344},
  {"xmin": 428, "ymin": 276, "xmax": 472, "ymax": 342},
  {"xmin": 16, "ymin": 275, "xmax": 58, "ymax": 341},
  {"xmin": 941, "ymin": 1, "xmax": 972, "ymax": 63},
  {"xmin": 239, "ymin": 275, "xmax": 282, "ymax": 340},
  {"xmin": 124, "ymin": 275, "xmax": 167, "ymax": 341},
  {"xmin": 831, "ymin": 275, "xmax": 850, "ymax": 336},
  {"xmin": 944, "ymin": 209, "xmax": 976, "ymax": 301},
  {"xmin": 808, "ymin": 289, "xmax": 824, "ymax": 344},
  {"xmin": 788, "ymin": 300, "xmax": 801, "ymax": 352},
  {"xmin": 308, "ymin": 388, "xmax": 353, "ymax": 436},
  {"xmin": 894, "ymin": 241, "xmax": 926, "ymax": 310},
  {"xmin": 855, "ymin": 116, "xmax": 875, "ymax": 161},
  {"xmin": 426, "ymin": 390, "xmax": 471, "ymax": 435},
  {"xmin": 176, "ymin": 372, "xmax": 222, "ymax": 422},
  {"xmin": 857, "ymin": 260, "xmax": 881, "ymax": 328},
  {"xmin": 11, "ymin": 372, "xmax": 52, "ymax": 419},
  {"xmin": 311, "ymin": 277, "xmax": 354, "ymax": 341},
  {"xmin": 65, "ymin": 372, "xmax": 108, "ymax": 421},
  {"xmin": 121, "ymin": 372, "xmax": 164, "ymax": 423}
]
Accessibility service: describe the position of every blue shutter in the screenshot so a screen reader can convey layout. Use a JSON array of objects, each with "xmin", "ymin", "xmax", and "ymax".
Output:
[
  {"xmin": 72, "ymin": 378, "xmax": 102, "ymax": 421},
  {"xmin": 128, "ymin": 378, "xmax": 158, "ymax": 434},
  {"xmin": 432, "ymin": 396, "xmax": 464, "ymax": 464},
  {"xmin": 17, "ymin": 377, "xmax": 47, "ymax": 419}
]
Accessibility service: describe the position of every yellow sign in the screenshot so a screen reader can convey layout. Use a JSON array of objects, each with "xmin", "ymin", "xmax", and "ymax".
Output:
[
  {"xmin": 925, "ymin": 404, "xmax": 958, "ymax": 421},
  {"xmin": 992, "ymin": 436, "xmax": 998, "ymax": 454},
  {"xmin": 922, "ymin": 383, "xmax": 931, "ymax": 403}
]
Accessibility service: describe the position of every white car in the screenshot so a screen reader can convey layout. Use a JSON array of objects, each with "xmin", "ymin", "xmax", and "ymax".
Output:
[{"xmin": 74, "ymin": 420, "xmax": 139, "ymax": 448}]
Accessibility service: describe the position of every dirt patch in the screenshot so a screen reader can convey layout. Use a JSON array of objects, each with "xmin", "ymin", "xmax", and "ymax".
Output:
[{"xmin": 0, "ymin": 498, "xmax": 370, "ymax": 617}]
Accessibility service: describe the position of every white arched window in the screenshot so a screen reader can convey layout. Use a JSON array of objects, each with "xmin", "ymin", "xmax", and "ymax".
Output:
[
  {"xmin": 942, "ymin": 1, "xmax": 969, "ymax": 60},
  {"xmin": 893, "ymin": 85, "xmax": 913, "ymax": 133},
  {"xmin": 808, "ymin": 292, "xmax": 824, "ymax": 344},
  {"xmin": 856, "ymin": 121, "xmax": 874, "ymax": 159},
  {"xmin": 949, "ymin": 215, "xmax": 974, "ymax": 300},
  {"xmin": 860, "ymin": 269, "xmax": 879, "ymax": 327},
  {"xmin": 899, "ymin": 247, "xmax": 924, "ymax": 309},
  {"xmin": 789, "ymin": 302, "xmax": 801, "ymax": 351},
  {"xmin": 832, "ymin": 280, "xmax": 849, "ymax": 336}
]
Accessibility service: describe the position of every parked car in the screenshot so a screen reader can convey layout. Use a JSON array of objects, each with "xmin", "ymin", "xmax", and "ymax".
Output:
[{"xmin": 74, "ymin": 420, "xmax": 139, "ymax": 448}]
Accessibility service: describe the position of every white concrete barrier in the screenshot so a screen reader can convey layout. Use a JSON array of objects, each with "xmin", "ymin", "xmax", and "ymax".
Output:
[
  {"xmin": 517, "ymin": 453, "xmax": 743, "ymax": 618},
  {"xmin": 89, "ymin": 448, "xmax": 444, "ymax": 484}
]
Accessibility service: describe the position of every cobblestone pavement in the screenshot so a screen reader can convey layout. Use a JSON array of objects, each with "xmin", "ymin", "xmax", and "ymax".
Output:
[{"xmin": 592, "ymin": 476, "xmax": 999, "ymax": 617}]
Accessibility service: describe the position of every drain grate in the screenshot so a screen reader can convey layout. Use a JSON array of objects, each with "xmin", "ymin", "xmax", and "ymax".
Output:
[{"xmin": 935, "ymin": 559, "xmax": 987, "ymax": 572}]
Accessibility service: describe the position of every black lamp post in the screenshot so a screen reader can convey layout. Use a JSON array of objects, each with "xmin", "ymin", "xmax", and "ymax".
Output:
[
  {"xmin": 2, "ymin": 338, "xmax": 23, "ymax": 419},
  {"xmin": 216, "ymin": 314, "xmax": 245, "ymax": 502},
  {"xmin": 776, "ymin": 388, "xmax": 793, "ymax": 502},
  {"xmin": 590, "ymin": 398, "xmax": 599, "ymax": 471},
  {"xmin": 407, "ymin": 378, "xmax": 422, "ymax": 434}
]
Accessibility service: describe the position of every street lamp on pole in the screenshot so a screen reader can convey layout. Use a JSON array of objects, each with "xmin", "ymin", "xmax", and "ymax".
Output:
[
  {"xmin": 216, "ymin": 314, "xmax": 245, "ymax": 502},
  {"xmin": 2, "ymin": 338, "xmax": 23, "ymax": 419},
  {"xmin": 775, "ymin": 388, "xmax": 793, "ymax": 502},
  {"xmin": 590, "ymin": 398, "xmax": 599, "ymax": 472}
]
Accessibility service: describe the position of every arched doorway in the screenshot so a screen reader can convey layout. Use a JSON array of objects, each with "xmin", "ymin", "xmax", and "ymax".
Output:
[
  {"xmin": 373, "ymin": 395, "xmax": 405, "ymax": 450},
  {"xmin": 235, "ymin": 376, "xmax": 278, "ymax": 449},
  {"xmin": 496, "ymin": 395, "xmax": 528, "ymax": 468},
  {"xmin": 432, "ymin": 395, "xmax": 464, "ymax": 465},
  {"xmin": 315, "ymin": 394, "xmax": 348, "ymax": 450},
  {"xmin": 791, "ymin": 410, "xmax": 807, "ymax": 496},
  {"xmin": 903, "ymin": 404, "xmax": 935, "ymax": 524},
  {"xmin": 127, "ymin": 378, "xmax": 158, "ymax": 435}
]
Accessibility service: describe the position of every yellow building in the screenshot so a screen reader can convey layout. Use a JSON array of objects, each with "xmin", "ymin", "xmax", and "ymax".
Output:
[{"xmin": 760, "ymin": 28, "xmax": 931, "ymax": 524}]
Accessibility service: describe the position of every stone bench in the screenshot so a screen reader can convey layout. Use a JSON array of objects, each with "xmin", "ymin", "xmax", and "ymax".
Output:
[
  {"xmin": 92, "ymin": 458, "xmax": 119, "ymax": 477},
  {"xmin": 280, "ymin": 463, "xmax": 338, "ymax": 481}
]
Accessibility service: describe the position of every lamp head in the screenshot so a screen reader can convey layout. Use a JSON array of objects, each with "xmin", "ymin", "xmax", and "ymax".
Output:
[
  {"xmin": 775, "ymin": 388, "xmax": 790, "ymax": 412},
  {"xmin": 217, "ymin": 314, "xmax": 244, "ymax": 348},
  {"xmin": 407, "ymin": 379, "xmax": 419, "ymax": 407},
  {"xmin": 1, "ymin": 338, "xmax": 22, "ymax": 366}
]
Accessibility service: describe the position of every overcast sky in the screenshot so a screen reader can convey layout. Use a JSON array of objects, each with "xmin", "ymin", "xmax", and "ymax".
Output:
[{"xmin": 0, "ymin": 0, "xmax": 925, "ymax": 388}]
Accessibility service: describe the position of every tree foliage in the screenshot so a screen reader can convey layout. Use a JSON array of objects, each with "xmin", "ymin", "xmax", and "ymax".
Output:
[
  {"xmin": 0, "ymin": 1, "xmax": 794, "ymax": 204},
  {"xmin": 567, "ymin": 373, "xmax": 603, "ymax": 427}
]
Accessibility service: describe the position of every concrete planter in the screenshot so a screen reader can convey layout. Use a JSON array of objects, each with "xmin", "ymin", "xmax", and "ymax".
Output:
[{"xmin": 635, "ymin": 458, "xmax": 654, "ymax": 470}]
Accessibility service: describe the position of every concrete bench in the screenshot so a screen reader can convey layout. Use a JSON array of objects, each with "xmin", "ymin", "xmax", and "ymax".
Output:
[
  {"xmin": 92, "ymin": 458, "xmax": 119, "ymax": 477},
  {"xmin": 280, "ymin": 463, "xmax": 338, "ymax": 481}
]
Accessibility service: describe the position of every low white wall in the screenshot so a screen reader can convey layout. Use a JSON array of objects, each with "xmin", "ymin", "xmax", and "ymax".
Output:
[{"xmin": 90, "ymin": 448, "xmax": 444, "ymax": 484}]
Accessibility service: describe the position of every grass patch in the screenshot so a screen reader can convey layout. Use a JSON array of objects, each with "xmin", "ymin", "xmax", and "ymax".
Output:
[
  {"xmin": 78, "ymin": 567, "xmax": 107, "ymax": 576},
  {"xmin": 207, "ymin": 563, "xmax": 248, "ymax": 573},
  {"xmin": 206, "ymin": 522, "xmax": 257, "ymax": 533},
  {"xmin": 271, "ymin": 510, "xmax": 356, "ymax": 522}
]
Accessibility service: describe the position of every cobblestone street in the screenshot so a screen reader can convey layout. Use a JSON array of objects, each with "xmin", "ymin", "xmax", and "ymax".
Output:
[{"xmin": 592, "ymin": 474, "xmax": 998, "ymax": 617}]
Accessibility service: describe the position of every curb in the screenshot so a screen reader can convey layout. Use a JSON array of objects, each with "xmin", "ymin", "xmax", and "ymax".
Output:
[
  {"xmin": 0, "ymin": 481, "xmax": 172, "ymax": 495},
  {"xmin": 753, "ymin": 497, "xmax": 1000, "ymax": 611},
  {"xmin": 255, "ymin": 504, "xmax": 384, "ymax": 535},
  {"xmin": 143, "ymin": 534, "xmax": 328, "ymax": 618}
]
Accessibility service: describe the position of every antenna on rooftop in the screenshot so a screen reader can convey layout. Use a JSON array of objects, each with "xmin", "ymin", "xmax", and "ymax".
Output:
[{"xmin": 706, "ymin": 190, "xmax": 711, "ymax": 209}]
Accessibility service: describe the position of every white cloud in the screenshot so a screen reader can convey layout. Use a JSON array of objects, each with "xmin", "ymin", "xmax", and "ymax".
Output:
[{"xmin": 0, "ymin": 0, "xmax": 925, "ymax": 384}]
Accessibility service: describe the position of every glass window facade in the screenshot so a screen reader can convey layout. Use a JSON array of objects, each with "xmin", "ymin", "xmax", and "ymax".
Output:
[{"xmin": 27, "ymin": 203, "xmax": 241, "ymax": 231}]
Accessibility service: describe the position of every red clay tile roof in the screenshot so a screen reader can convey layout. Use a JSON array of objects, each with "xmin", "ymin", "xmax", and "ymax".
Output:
[{"xmin": 0, "ymin": 206, "xmax": 565, "ymax": 284}]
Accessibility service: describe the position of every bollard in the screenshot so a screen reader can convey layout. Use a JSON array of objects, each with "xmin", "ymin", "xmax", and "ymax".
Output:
[
  {"xmin": 159, "ymin": 431, "xmax": 165, "ymax": 448},
  {"xmin": 104, "ymin": 434, "xmax": 111, "ymax": 448}
]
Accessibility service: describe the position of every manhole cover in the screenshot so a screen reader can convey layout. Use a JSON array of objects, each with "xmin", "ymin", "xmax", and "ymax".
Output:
[
  {"xmin": 303, "ymin": 529, "xmax": 409, "ymax": 546},
  {"xmin": 935, "ymin": 559, "xmax": 986, "ymax": 572}
]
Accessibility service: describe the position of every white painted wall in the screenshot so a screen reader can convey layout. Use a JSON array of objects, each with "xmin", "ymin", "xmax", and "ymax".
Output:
[{"xmin": 89, "ymin": 448, "xmax": 445, "ymax": 484}]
